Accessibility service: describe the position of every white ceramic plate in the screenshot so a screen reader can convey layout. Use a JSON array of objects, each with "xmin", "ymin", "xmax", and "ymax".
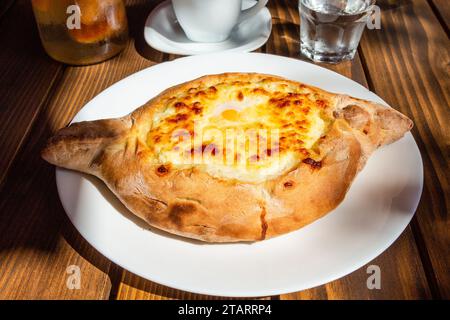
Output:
[
  {"xmin": 143, "ymin": 0, "xmax": 272, "ymax": 55},
  {"xmin": 56, "ymin": 53, "xmax": 423, "ymax": 297}
]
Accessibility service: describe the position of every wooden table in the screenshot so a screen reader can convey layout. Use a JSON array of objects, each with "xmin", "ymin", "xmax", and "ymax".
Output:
[{"xmin": 0, "ymin": 0, "xmax": 448, "ymax": 300}]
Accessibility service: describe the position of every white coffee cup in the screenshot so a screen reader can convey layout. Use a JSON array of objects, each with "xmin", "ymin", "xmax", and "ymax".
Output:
[{"xmin": 172, "ymin": 0, "xmax": 269, "ymax": 43}]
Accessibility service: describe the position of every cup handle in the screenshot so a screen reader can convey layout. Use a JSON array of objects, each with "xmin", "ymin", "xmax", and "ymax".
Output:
[{"xmin": 237, "ymin": 0, "xmax": 268, "ymax": 24}]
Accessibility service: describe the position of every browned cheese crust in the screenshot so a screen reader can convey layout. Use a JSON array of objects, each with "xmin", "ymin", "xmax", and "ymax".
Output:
[{"xmin": 41, "ymin": 73, "xmax": 413, "ymax": 242}]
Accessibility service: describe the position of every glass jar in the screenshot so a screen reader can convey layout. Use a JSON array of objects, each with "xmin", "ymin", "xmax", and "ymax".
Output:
[{"xmin": 32, "ymin": 0, "xmax": 128, "ymax": 65}]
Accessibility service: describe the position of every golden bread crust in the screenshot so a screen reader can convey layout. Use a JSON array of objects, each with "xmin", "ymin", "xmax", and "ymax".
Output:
[{"xmin": 41, "ymin": 73, "xmax": 413, "ymax": 242}]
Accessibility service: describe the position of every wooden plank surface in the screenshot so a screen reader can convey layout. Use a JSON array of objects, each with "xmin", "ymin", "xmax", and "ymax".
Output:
[
  {"xmin": 430, "ymin": 0, "xmax": 450, "ymax": 33},
  {"xmin": 0, "ymin": 0, "xmax": 444, "ymax": 299},
  {"xmin": 0, "ymin": 0, "xmax": 63, "ymax": 189},
  {"xmin": 116, "ymin": 271, "xmax": 271, "ymax": 300},
  {"xmin": 282, "ymin": 230, "xmax": 431, "ymax": 299},
  {"xmin": 0, "ymin": 0, "xmax": 159, "ymax": 298},
  {"xmin": 0, "ymin": 44, "xmax": 144, "ymax": 300},
  {"xmin": 358, "ymin": 0, "xmax": 449, "ymax": 298}
]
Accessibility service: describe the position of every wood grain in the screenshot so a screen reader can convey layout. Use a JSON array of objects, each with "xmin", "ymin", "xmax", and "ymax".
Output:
[
  {"xmin": 116, "ymin": 271, "xmax": 271, "ymax": 300},
  {"xmin": 358, "ymin": 0, "xmax": 449, "ymax": 298},
  {"xmin": 0, "ymin": 0, "xmax": 444, "ymax": 299},
  {"xmin": 430, "ymin": 0, "xmax": 450, "ymax": 33},
  {"xmin": 0, "ymin": 0, "xmax": 159, "ymax": 298},
  {"xmin": 0, "ymin": 0, "xmax": 218, "ymax": 300},
  {"xmin": 0, "ymin": 0, "xmax": 63, "ymax": 189},
  {"xmin": 282, "ymin": 229, "xmax": 431, "ymax": 299}
]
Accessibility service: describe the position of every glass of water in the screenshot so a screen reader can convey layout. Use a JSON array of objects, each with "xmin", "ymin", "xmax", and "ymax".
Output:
[{"xmin": 299, "ymin": 0, "xmax": 376, "ymax": 63}]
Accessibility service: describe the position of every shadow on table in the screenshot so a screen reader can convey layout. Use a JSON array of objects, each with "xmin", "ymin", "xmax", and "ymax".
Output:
[{"xmin": 125, "ymin": 0, "xmax": 183, "ymax": 62}]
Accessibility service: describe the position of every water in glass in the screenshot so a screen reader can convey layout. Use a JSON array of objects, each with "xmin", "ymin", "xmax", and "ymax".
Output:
[{"xmin": 299, "ymin": 0, "xmax": 375, "ymax": 63}]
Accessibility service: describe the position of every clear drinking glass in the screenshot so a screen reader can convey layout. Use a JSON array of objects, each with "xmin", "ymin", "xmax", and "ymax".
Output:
[
  {"xmin": 299, "ymin": 0, "xmax": 376, "ymax": 63},
  {"xmin": 32, "ymin": 0, "xmax": 128, "ymax": 65}
]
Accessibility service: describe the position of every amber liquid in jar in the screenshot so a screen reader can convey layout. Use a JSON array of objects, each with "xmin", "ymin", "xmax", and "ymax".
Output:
[{"xmin": 32, "ymin": 0, "xmax": 128, "ymax": 65}]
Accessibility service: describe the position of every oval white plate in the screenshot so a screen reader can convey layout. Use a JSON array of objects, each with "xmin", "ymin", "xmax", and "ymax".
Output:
[
  {"xmin": 56, "ymin": 53, "xmax": 423, "ymax": 297},
  {"xmin": 144, "ymin": 0, "xmax": 272, "ymax": 55}
]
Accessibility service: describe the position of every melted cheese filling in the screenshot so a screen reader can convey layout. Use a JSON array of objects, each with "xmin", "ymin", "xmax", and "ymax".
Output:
[{"xmin": 147, "ymin": 79, "xmax": 329, "ymax": 183}]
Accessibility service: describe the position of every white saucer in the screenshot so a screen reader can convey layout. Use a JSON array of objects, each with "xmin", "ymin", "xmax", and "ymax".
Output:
[{"xmin": 144, "ymin": 0, "xmax": 272, "ymax": 55}]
